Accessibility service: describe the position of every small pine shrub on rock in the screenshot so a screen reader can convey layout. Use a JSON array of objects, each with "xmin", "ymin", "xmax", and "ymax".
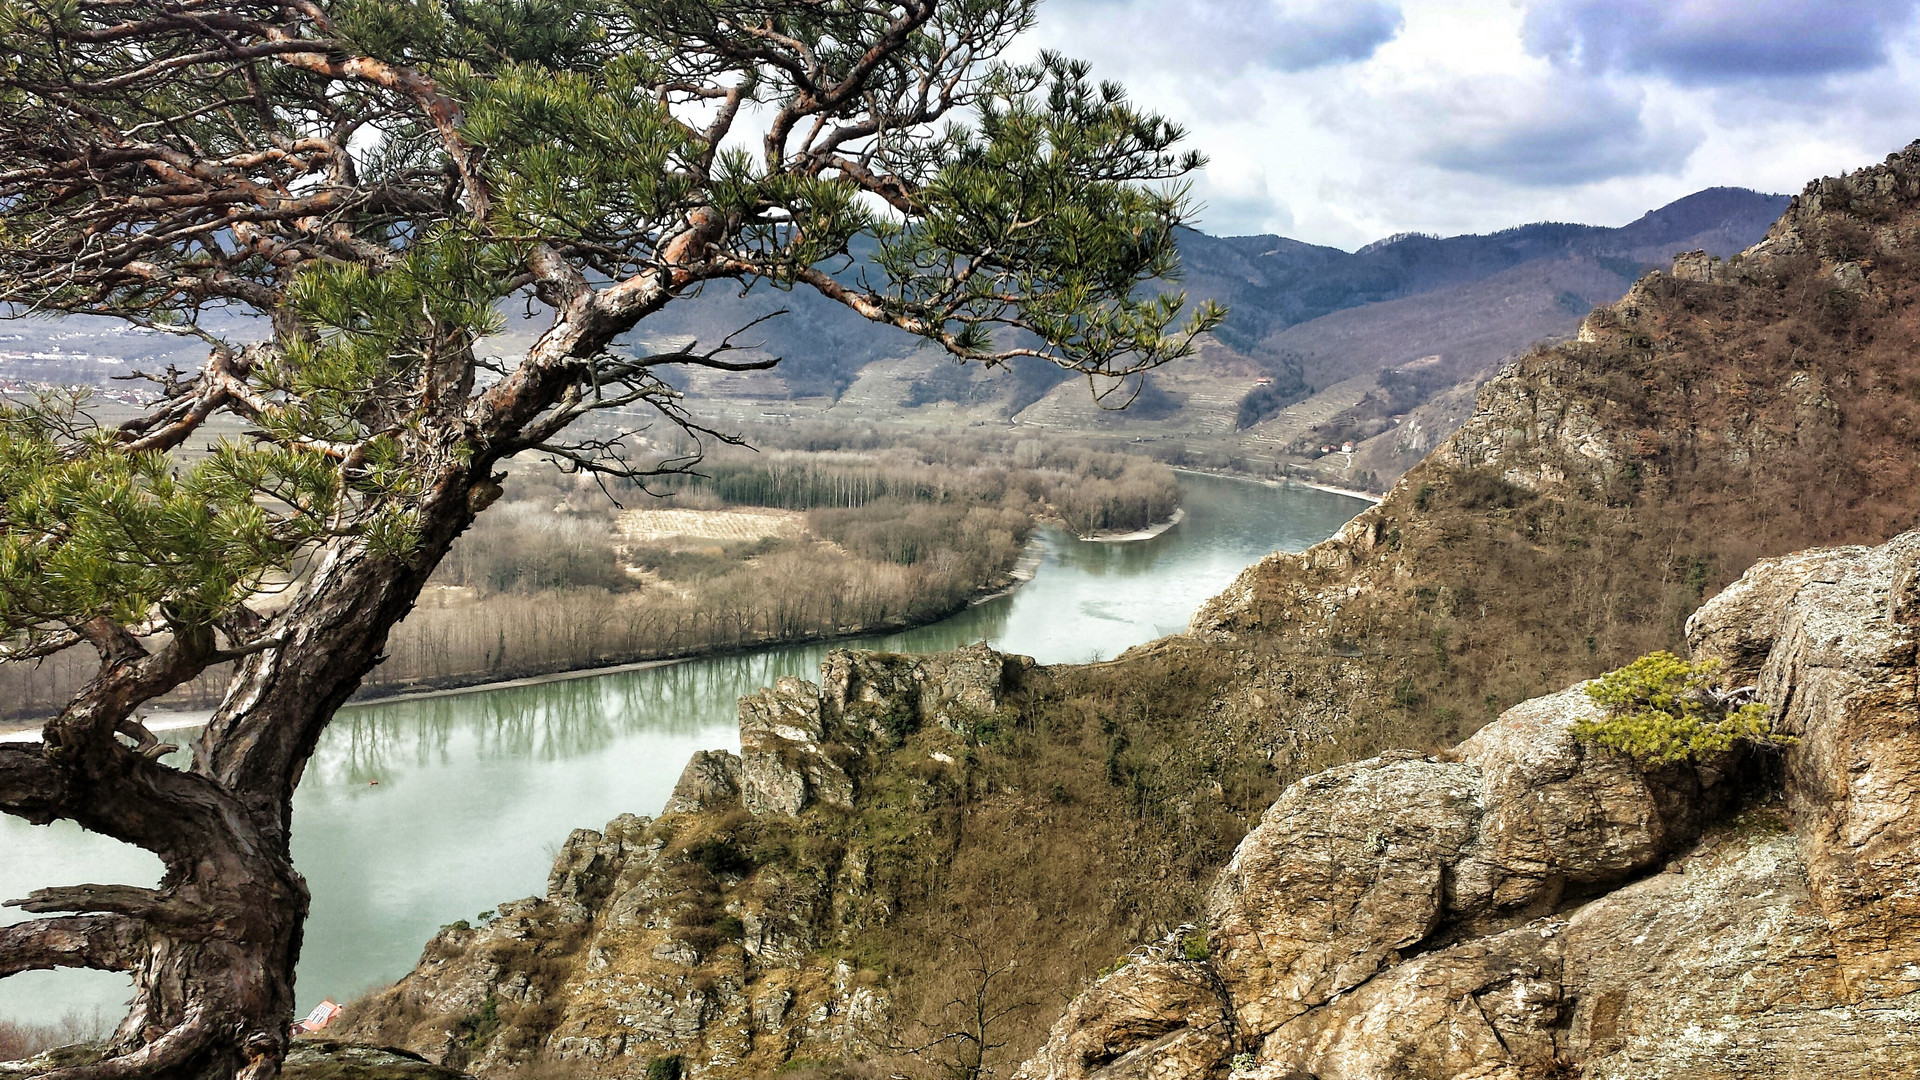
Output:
[{"xmin": 1574, "ymin": 651, "xmax": 1793, "ymax": 764}]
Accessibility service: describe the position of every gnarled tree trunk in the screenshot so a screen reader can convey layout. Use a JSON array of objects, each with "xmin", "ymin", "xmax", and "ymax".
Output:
[{"xmin": 4, "ymin": 462, "xmax": 491, "ymax": 1079}]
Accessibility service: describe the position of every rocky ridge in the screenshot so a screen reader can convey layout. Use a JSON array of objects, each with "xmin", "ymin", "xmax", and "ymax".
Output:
[
  {"xmin": 335, "ymin": 645, "xmax": 1035, "ymax": 1077},
  {"xmin": 1178, "ymin": 141, "xmax": 1920, "ymax": 779},
  {"xmin": 1018, "ymin": 527, "xmax": 1920, "ymax": 1080}
]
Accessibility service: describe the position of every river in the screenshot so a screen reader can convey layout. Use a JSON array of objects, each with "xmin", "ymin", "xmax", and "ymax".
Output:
[{"xmin": 0, "ymin": 473, "xmax": 1364, "ymax": 1026}]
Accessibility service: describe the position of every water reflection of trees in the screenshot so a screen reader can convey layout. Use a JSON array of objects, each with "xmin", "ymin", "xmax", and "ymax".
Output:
[
  {"xmin": 301, "ymin": 599, "xmax": 1023, "ymax": 783},
  {"xmin": 312, "ymin": 649, "xmax": 821, "ymax": 778}
]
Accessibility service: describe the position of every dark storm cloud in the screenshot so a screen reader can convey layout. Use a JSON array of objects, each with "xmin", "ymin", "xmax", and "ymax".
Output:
[
  {"xmin": 1050, "ymin": 0, "xmax": 1403, "ymax": 75},
  {"xmin": 1524, "ymin": 0, "xmax": 1920, "ymax": 83},
  {"xmin": 1408, "ymin": 80, "xmax": 1701, "ymax": 186}
]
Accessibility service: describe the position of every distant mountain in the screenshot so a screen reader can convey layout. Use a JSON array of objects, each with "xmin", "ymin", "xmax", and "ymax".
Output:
[
  {"xmin": 557, "ymin": 187, "xmax": 1789, "ymax": 410},
  {"xmin": 1180, "ymin": 187, "xmax": 1789, "ymax": 354},
  {"xmin": 953, "ymin": 187, "xmax": 1785, "ymax": 487},
  {"xmin": 0, "ymin": 188, "xmax": 1790, "ymax": 488}
]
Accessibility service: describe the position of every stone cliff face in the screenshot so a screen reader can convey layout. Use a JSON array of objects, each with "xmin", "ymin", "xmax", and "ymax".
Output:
[
  {"xmin": 1018, "ymin": 528, "xmax": 1920, "ymax": 1080},
  {"xmin": 335, "ymin": 645, "xmax": 1036, "ymax": 1077}
]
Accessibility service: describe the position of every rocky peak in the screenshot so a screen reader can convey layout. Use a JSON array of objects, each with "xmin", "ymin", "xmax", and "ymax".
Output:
[
  {"xmin": 663, "ymin": 643, "xmax": 1033, "ymax": 819},
  {"xmin": 335, "ymin": 643, "xmax": 1035, "ymax": 1078}
]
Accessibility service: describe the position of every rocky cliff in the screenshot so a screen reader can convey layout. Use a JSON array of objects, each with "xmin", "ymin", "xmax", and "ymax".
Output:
[
  {"xmin": 336, "ymin": 645, "xmax": 1038, "ymax": 1076},
  {"xmin": 1019, "ymin": 527, "xmax": 1920, "ymax": 1080}
]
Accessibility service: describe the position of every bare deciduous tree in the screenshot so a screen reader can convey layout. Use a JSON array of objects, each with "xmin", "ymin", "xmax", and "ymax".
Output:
[{"xmin": 897, "ymin": 925, "xmax": 1037, "ymax": 1080}]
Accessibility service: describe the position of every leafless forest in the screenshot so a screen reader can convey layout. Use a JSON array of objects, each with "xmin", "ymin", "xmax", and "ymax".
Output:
[{"xmin": 0, "ymin": 434, "xmax": 1177, "ymax": 719}]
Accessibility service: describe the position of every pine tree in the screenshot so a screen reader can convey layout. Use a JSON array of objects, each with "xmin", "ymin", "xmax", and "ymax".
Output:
[{"xmin": 0, "ymin": 1, "xmax": 1221, "ymax": 1076}]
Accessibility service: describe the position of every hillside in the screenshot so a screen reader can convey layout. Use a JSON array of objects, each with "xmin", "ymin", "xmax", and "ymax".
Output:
[
  {"xmin": 1, "ymin": 192, "xmax": 1784, "ymax": 492},
  {"xmin": 1186, "ymin": 148, "xmax": 1920, "ymax": 761},
  {"xmin": 325, "ymin": 149, "xmax": 1920, "ymax": 1080},
  {"xmin": 626, "ymin": 186, "xmax": 1787, "ymax": 488}
]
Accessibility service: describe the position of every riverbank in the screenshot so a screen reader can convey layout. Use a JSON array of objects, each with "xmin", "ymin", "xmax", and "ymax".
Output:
[
  {"xmin": 1079, "ymin": 507, "xmax": 1186, "ymax": 542},
  {"xmin": 969, "ymin": 534, "xmax": 1045, "ymax": 605},
  {"xmin": 1291, "ymin": 479, "xmax": 1383, "ymax": 504},
  {"xmin": 0, "ymin": 534, "xmax": 1054, "ymax": 735},
  {"xmin": 1169, "ymin": 466, "xmax": 1382, "ymax": 505},
  {"xmin": 340, "ymin": 531, "xmax": 1052, "ymax": 705}
]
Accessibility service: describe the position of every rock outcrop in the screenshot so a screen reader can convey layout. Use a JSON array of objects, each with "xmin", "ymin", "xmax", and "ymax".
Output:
[
  {"xmin": 738, "ymin": 676, "xmax": 854, "ymax": 815},
  {"xmin": 1017, "ymin": 929, "xmax": 1238, "ymax": 1080},
  {"xmin": 282, "ymin": 1041, "xmax": 475, "ymax": 1079},
  {"xmin": 337, "ymin": 644, "xmax": 1036, "ymax": 1078},
  {"xmin": 1184, "ymin": 143, "xmax": 1920, "ymax": 785},
  {"xmin": 1700, "ymin": 530, "xmax": 1920, "ymax": 1000},
  {"xmin": 663, "ymin": 750, "xmax": 744, "ymax": 815},
  {"xmin": 1020, "ymin": 527, "xmax": 1920, "ymax": 1080}
]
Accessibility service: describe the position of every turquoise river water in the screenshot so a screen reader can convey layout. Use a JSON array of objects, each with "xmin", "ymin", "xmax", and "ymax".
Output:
[{"xmin": 0, "ymin": 473, "xmax": 1364, "ymax": 1026}]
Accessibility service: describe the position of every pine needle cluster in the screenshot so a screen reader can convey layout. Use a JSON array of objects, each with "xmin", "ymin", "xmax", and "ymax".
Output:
[{"xmin": 1574, "ymin": 651, "xmax": 1792, "ymax": 765}]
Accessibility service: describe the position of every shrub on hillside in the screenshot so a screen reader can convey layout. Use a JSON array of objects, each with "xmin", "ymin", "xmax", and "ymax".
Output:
[{"xmin": 1573, "ymin": 651, "xmax": 1792, "ymax": 764}]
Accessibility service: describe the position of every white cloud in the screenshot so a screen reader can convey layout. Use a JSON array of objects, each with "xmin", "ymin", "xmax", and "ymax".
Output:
[
  {"xmin": 1525, "ymin": 0, "xmax": 1920, "ymax": 84},
  {"xmin": 1039, "ymin": 0, "xmax": 1403, "ymax": 77},
  {"xmin": 1383, "ymin": 70, "xmax": 1702, "ymax": 186},
  {"xmin": 1025, "ymin": 0, "xmax": 1920, "ymax": 247},
  {"xmin": 1188, "ymin": 170, "xmax": 1296, "ymax": 237}
]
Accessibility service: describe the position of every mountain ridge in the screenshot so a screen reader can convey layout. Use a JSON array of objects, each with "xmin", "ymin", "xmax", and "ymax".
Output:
[{"xmin": 2, "ymin": 190, "xmax": 1787, "ymax": 496}]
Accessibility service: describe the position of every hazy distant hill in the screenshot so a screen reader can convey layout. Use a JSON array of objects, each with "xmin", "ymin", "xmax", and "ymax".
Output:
[
  {"xmin": 1186, "ymin": 187, "xmax": 1788, "ymax": 349},
  {"xmin": 0, "ymin": 188, "xmax": 1788, "ymax": 488},
  {"xmin": 624, "ymin": 187, "xmax": 1787, "ymax": 404}
]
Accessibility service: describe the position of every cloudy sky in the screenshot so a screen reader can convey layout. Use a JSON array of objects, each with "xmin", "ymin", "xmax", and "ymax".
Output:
[{"xmin": 1022, "ymin": 0, "xmax": 1920, "ymax": 248}]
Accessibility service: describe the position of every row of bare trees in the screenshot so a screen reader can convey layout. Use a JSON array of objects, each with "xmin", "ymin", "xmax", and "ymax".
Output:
[{"xmin": 0, "ymin": 442, "xmax": 1179, "ymax": 715}]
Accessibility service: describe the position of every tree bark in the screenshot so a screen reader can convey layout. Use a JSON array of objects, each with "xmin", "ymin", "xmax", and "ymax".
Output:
[{"xmin": 3, "ymin": 456, "xmax": 496, "ymax": 1078}]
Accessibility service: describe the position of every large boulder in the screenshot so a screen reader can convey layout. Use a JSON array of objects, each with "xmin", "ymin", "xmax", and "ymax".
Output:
[
  {"xmin": 1205, "ymin": 686, "xmax": 1712, "ymax": 1043},
  {"xmin": 1204, "ymin": 751, "xmax": 1482, "ymax": 1036},
  {"xmin": 1448, "ymin": 688, "xmax": 1716, "ymax": 924},
  {"xmin": 1556, "ymin": 822, "xmax": 1920, "ymax": 1079},
  {"xmin": 1689, "ymin": 529, "xmax": 1920, "ymax": 998},
  {"xmin": 664, "ymin": 750, "xmax": 744, "ymax": 815},
  {"xmin": 1014, "ymin": 932, "xmax": 1240, "ymax": 1080}
]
